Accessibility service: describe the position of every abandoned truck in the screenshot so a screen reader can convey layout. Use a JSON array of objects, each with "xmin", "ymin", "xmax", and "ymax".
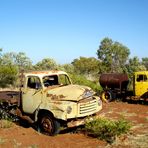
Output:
[
  {"xmin": 99, "ymin": 71, "xmax": 148, "ymax": 102},
  {"xmin": 0, "ymin": 70, "xmax": 102, "ymax": 135}
]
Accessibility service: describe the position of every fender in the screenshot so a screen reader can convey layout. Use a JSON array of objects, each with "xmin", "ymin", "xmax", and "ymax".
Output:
[{"xmin": 34, "ymin": 102, "xmax": 67, "ymax": 122}]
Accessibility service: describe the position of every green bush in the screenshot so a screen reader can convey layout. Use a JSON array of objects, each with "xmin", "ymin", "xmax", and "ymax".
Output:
[
  {"xmin": 0, "ymin": 66, "xmax": 18, "ymax": 88},
  {"xmin": 85, "ymin": 117, "xmax": 131, "ymax": 143},
  {"xmin": 0, "ymin": 120, "xmax": 13, "ymax": 128},
  {"xmin": 69, "ymin": 74, "xmax": 102, "ymax": 92}
]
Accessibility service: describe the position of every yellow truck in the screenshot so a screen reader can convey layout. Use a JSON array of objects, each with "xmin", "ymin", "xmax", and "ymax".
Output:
[
  {"xmin": 0, "ymin": 70, "xmax": 102, "ymax": 135},
  {"xmin": 133, "ymin": 71, "xmax": 148, "ymax": 98},
  {"xmin": 99, "ymin": 71, "xmax": 148, "ymax": 102}
]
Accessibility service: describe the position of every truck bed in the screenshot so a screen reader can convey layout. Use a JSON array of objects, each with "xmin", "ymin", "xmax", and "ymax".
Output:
[{"xmin": 0, "ymin": 91, "xmax": 20, "ymax": 105}]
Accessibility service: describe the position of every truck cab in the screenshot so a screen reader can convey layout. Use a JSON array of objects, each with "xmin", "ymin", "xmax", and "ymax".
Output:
[
  {"xmin": 21, "ymin": 70, "xmax": 102, "ymax": 135},
  {"xmin": 133, "ymin": 71, "xmax": 148, "ymax": 98}
]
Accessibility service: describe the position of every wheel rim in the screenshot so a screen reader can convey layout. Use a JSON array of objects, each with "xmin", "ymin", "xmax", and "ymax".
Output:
[
  {"xmin": 105, "ymin": 92, "xmax": 110, "ymax": 100},
  {"xmin": 41, "ymin": 117, "xmax": 54, "ymax": 135},
  {"xmin": 102, "ymin": 91, "xmax": 112, "ymax": 102}
]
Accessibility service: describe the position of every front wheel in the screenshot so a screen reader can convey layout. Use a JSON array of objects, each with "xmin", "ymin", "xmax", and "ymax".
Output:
[
  {"xmin": 101, "ymin": 90, "xmax": 112, "ymax": 102},
  {"xmin": 38, "ymin": 113, "xmax": 60, "ymax": 136}
]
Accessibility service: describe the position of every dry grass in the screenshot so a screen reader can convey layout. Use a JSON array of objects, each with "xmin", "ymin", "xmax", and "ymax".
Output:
[
  {"xmin": 0, "ymin": 119, "xmax": 13, "ymax": 128},
  {"xmin": 0, "ymin": 137, "xmax": 6, "ymax": 145}
]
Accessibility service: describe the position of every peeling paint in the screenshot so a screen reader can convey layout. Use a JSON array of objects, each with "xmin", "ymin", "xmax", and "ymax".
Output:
[{"xmin": 47, "ymin": 94, "xmax": 66, "ymax": 100}]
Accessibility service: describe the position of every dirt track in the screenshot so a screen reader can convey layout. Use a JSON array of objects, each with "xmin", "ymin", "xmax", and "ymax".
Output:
[{"xmin": 0, "ymin": 101, "xmax": 148, "ymax": 148}]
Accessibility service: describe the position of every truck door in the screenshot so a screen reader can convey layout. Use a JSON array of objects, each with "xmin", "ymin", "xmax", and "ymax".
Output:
[
  {"xmin": 22, "ymin": 76, "xmax": 43, "ymax": 114},
  {"xmin": 135, "ymin": 73, "xmax": 148, "ymax": 97}
]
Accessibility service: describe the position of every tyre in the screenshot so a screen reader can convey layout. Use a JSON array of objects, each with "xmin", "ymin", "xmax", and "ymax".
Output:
[
  {"xmin": 38, "ymin": 112, "xmax": 60, "ymax": 136},
  {"xmin": 101, "ymin": 90, "xmax": 112, "ymax": 102}
]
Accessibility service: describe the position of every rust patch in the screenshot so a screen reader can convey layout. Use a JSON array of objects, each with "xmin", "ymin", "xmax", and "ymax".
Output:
[
  {"xmin": 15, "ymin": 108, "xmax": 34, "ymax": 123},
  {"xmin": 59, "ymin": 95, "xmax": 66, "ymax": 99},
  {"xmin": 52, "ymin": 101, "xmax": 62, "ymax": 105},
  {"xmin": 47, "ymin": 94, "xmax": 66, "ymax": 100},
  {"xmin": 79, "ymin": 97, "xmax": 94, "ymax": 103},
  {"xmin": 28, "ymin": 70, "xmax": 59, "ymax": 75},
  {"xmin": 0, "ymin": 91, "xmax": 19, "ymax": 105},
  {"xmin": 29, "ymin": 71, "xmax": 49, "ymax": 74}
]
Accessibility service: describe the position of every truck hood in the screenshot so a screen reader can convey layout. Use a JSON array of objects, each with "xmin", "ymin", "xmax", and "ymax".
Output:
[{"xmin": 46, "ymin": 84, "xmax": 95, "ymax": 101}]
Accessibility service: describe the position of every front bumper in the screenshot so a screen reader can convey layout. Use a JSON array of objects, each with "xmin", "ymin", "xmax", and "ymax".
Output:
[{"xmin": 67, "ymin": 115, "xmax": 95, "ymax": 128}]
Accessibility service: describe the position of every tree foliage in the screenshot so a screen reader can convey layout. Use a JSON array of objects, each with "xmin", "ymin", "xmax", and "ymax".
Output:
[
  {"xmin": 97, "ymin": 37, "xmax": 130, "ymax": 73},
  {"xmin": 1, "ymin": 52, "xmax": 16, "ymax": 66},
  {"xmin": 70, "ymin": 73, "xmax": 101, "ymax": 92},
  {"xmin": 60, "ymin": 64, "xmax": 74, "ymax": 74},
  {"xmin": 1, "ymin": 52, "xmax": 32, "ymax": 69},
  {"xmin": 72, "ymin": 57, "xmax": 100, "ymax": 79},
  {"xmin": 126, "ymin": 56, "xmax": 146, "ymax": 75},
  {"xmin": 0, "ymin": 50, "xmax": 32, "ymax": 87},
  {"xmin": 0, "ymin": 65, "xmax": 18, "ymax": 88},
  {"xmin": 142, "ymin": 57, "xmax": 148, "ymax": 70},
  {"xmin": 0, "ymin": 37, "xmax": 148, "ymax": 89},
  {"xmin": 34, "ymin": 58, "xmax": 58, "ymax": 70},
  {"xmin": 15, "ymin": 52, "xmax": 32, "ymax": 70}
]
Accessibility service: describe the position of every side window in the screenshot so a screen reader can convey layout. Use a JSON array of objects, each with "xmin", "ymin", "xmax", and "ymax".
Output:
[
  {"xmin": 27, "ymin": 76, "xmax": 41, "ymax": 89},
  {"xmin": 136, "ymin": 74, "xmax": 147, "ymax": 82},
  {"xmin": 59, "ymin": 74, "xmax": 71, "ymax": 85}
]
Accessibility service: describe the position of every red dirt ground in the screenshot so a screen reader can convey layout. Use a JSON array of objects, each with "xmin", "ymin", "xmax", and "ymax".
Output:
[{"xmin": 0, "ymin": 101, "xmax": 148, "ymax": 148}]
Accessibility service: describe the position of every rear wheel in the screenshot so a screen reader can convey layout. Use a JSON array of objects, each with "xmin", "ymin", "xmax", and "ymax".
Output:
[
  {"xmin": 101, "ymin": 90, "xmax": 112, "ymax": 102},
  {"xmin": 38, "ymin": 113, "xmax": 60, "ymax": 136}
]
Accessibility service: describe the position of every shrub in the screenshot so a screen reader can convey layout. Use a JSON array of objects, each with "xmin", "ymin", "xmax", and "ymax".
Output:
[
  {"xmin": 0, "ymin": 120, "xmax": 13, "ymax": 128},
  {"xmin": 69, "ymin": 74, "xmax": 102, "ymax": 92},
  {"xmin": 84, "ymin": 117, "xmax": 131, "ymax": 143},
  {"xmin": 0, "ymin": 66, "xmax": 18, "ymax": 88}
]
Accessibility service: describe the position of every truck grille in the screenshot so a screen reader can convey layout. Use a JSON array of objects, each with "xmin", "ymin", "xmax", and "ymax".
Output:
[{"xmin": 78, "ymin": 98, "xmax": 97, "ymax": 115}]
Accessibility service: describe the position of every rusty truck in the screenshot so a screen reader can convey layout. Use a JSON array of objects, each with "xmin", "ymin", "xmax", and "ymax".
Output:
[
  {"xmin": 0, "ymin": 70, "xmax": 102, "ymax": 135},
  {"xmin": 99, "ymin": 71, "xmax": 148, "ymax": 102}
]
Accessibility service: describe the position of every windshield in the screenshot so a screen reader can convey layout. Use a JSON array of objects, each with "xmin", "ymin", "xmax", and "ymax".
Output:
[
  {"xmin": 43, "ymin": 75, "xmax": 58, "ymax": 87},
  {"xmin": 43, "ymin": 74, "xmax": 71, "ymax": 87}
]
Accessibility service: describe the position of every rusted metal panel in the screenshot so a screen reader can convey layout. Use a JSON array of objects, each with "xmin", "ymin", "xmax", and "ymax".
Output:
[
  {"xmin": 47, "ymin": 94, "xmax": 66, "ymax": 100},
  {"xmin": 99, "ymin": 73, "xmax": 129, "ymax": 91},
  {"xmin": 0, "ymin": 91, "xmax": 20, "ymax": 105},
  {"xmin": 0, "ymin": 70, "xmax": 102, "ymax": 127}
]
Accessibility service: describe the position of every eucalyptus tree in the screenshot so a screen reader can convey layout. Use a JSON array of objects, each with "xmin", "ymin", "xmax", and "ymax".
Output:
[
  {"xmin": 142, "ymin": 57, "xmax": 148, "ymax": 70},
  {"xmin": 0, "ymin": 51, "xmax": 32, "ymax": 87},
  {"xmin": 0, "ymin": 51, "xmax": 18, "ymax": 87},
  {"xmin": 126, "ymin": 56, "xmax": 146, "ymax": 74},
  {"xmin": 34, "ymin": 58, "xmax": 58, "ymax": 70},
  {"xmin": 15, "ymin": 52, "xmax": 32, "ymax": 70},
  {"xmin": 97, "ymin": 37, "xmax": 130, "ymax": 73},
  {"xmin": 72, "ymin": 56, "xmax": 100, "ymax": 79}
]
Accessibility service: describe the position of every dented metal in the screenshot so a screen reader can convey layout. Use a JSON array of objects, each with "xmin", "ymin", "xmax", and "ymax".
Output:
[
  {"xmin": 0, "ymin": 70, "xmax": 102, "ymax": 128},
  {"xmin": 21, "ymin": 70, "xmax": 102, "ymax": 122}
]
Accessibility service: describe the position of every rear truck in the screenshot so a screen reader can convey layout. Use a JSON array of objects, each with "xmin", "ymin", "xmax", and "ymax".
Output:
[
  {"xmin": 99, "ymin": 71, "xmax": 148, "ymax": 102},
  {"xmin": 0, "ymin": 70, "xmax": 102, "ymax": 135}
]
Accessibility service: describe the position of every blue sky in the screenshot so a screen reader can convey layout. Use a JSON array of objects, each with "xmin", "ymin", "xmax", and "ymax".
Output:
[{"xmin": 0, "ymin": 0, "xmax": 148, "ymax": 64}]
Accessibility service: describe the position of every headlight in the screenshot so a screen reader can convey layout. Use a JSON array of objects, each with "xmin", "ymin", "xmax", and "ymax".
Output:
[
  {"xmin": 82, "ymin": 90, "xmax": 94, "ymax": 98},
  {"xmin": 66, "ymin": 106, "xmax": 72, "ymax": 114}
]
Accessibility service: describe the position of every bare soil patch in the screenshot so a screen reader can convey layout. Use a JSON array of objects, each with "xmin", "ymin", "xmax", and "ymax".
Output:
[{"xmin": 0, "ymin": 101, "xmax": 148, "ymax": 148}]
